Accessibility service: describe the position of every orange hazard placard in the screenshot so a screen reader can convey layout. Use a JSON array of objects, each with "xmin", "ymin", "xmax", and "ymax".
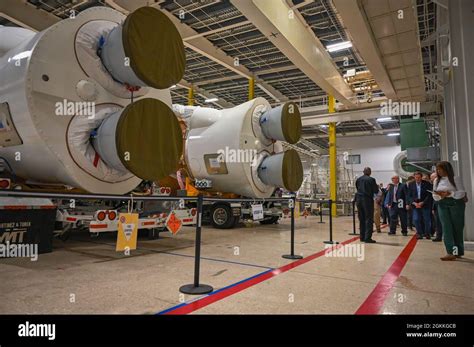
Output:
[{"xmin": 166, "ymin": 212, "xmax": 182, "ymax": 235}]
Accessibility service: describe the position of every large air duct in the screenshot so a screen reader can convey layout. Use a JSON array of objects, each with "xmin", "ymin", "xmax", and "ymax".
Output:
[
  {"xmin": 393, "ymin": 150, "xmax": 411, "ymax": 180},
  {"xmin": 0, "ymin": 7, "xmax": 185, "ymax": 194}
]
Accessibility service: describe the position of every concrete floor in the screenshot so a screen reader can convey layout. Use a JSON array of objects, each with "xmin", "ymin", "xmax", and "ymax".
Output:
[{"xmin": 0, "ymin": 215, "xmax": 473, "ymax": 314}]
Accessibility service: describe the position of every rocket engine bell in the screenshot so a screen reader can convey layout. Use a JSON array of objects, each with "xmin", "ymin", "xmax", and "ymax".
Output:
[
  {"xmin": 173, "ymin": 98, "xmax": 304, "ymax": 198},
  {"xmin": 0, "ymin": 7, "xmax": 185, "ymax": 194}
]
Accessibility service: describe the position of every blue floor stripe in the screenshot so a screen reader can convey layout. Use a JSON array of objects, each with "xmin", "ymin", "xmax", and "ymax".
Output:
[{"xmin": 156, "ymin": 268, "xmax": 273, "ymax": 315}]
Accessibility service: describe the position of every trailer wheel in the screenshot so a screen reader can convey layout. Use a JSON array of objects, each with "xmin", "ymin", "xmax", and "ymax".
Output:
[
  {"xmin": 211, "ymin": 203, "xmax": 235, "ymax": 229},
  {"xmin": 259, "ymin": 216, "xmax": 280, "ymax": 225}
]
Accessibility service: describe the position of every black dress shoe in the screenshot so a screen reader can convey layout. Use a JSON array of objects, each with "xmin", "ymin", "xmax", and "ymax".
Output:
[
  {"xmin": 416, "ymin": 235, "xmax": 423, "ymax": 240},
  {"xmin": 365, "ymin": 239, "xmax": 376, "ymax": 243},
  {"xmin": 388, "ymin": 232, "xmax": 395, "ymax": 235},
  {"xmin": 432, "ymin": 238, "xmax": 442, "ymax": 242},
  {"xmin": 425, "ymin": 235, "xmax": 431, "ymax": 240},
  {"xmin": 402, "ymin": 233, "xmax": 408, "ymax": 236}
]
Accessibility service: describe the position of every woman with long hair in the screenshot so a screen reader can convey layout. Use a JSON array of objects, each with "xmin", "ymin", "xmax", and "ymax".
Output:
[{"xmin": 432, "ymin": 161, "xmax": 467, "ymax": 261}]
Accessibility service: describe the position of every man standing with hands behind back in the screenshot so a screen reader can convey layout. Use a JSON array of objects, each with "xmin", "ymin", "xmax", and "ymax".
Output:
[{"xmin": 355, "ymin": 167, "xmax": 379, "ymax": 243}]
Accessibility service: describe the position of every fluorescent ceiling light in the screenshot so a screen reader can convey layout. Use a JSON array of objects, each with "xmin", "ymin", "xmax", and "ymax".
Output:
[
  {"xmin": 326, "ymin": 41, "xmax": 352, "ymax": 52},
  {"xmin": 387, "ymin": 132, "xmax": 400, "ymax": 137},
  {"xmin": 310, "ymin": 149, "xmax": 319, "ymax": 152},
  {"xmin": 205, "ymin": 97, "xmax": 219, "ymax": 103},
  {"xmin": 170, "ymin": 84, "xmax": 177, "ymax": 89},
  {"xmin": 320, "ymin": 124, "xmax": 328, "ymax": 128},
  {"xmin": 377, "ymin": 117, "xmax": 393, "ymax": 122}
]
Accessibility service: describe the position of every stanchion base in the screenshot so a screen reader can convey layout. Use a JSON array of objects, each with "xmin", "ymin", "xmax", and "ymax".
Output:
[
  {"xmin": 179, "ymin": 284, "xmax": 213, "ymax": 295},
  {"xmin": 348, "ymin": 232, "xmax": 359, "ymax": 235},
  {"xmin": 282, "ymin": 254, "xmax": 303, "ymax": 259},
  {"xmin": 323, "ymin": 240, "xmax": 339, "ymax": 245},
  {"xmin": 318, "ymin": 221, "xmax": 325, "ymax": 224}
]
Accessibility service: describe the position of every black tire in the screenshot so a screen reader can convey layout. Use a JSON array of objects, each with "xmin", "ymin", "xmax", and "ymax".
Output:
[
  {"xmin": 210, "ymin": 203, "xmax": 235, "ymax": 229},
  {"xmin": 259, "ymin": 216, "xmax": 280, "ymax": 225}
]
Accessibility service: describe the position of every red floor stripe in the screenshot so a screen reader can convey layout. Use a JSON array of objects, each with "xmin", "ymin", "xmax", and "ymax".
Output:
[
  {"xmin": 165, "ymin": 236, "xmax": 360, "ymax": 315},
  {"xmin": 355, "ymin": 234, "xmax": 418, "ymax": 315}
]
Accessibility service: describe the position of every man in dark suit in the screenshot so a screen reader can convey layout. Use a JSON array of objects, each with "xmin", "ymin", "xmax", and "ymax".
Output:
[
  {"xmin": 355, "ymin": 167, "xmax": 379, "ymax": 243},
  {"xmin": 384, "ymin": 175, "xmax": 408, "ymax": 235},
  {"xmin": 407, "ymin": 171, "xmax": 433, "ymax": 240}
]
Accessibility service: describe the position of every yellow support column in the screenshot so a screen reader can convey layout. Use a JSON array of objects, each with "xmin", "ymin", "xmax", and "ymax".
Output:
[
  {"xmin": 248, "ymin": 77, "xmax": 255, "ymax": 101},
  {"xmin": 188, "ymin": 86, "xmax": 194, "ymax": 106},
  {"xmin": 328, "ymin": 95, "xmax": 337, "ymax": 217}
]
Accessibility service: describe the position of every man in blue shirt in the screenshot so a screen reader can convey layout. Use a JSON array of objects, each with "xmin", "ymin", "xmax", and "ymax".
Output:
[{"xmin": 407, "ymin": 171, "xmax": 433, "ymax": 239}]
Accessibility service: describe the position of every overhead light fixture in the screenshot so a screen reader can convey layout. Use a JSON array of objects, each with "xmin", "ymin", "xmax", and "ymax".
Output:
[
  {"xmin": 205, "ymin": 97, "xmax": 219, "ymax": 103},
  {"xmin": 326, "ymin": 41, "xmax": 352, "ymax": 53},
  {"xmin": 320, "ymin": 124, "xmax": 328, "ymax": 128},
  {"xmin": 344, "ymin": 68, "xmax": 356, "ymax": 78},
  {"xmin": 170, "ymin": 84, "xmax": 177, "ymax": 89},
  {"xmin": 310, "ymin": 149, "xmax": 319, "ymax": 152},
  {"xmin": 387, "ymin": 132, "xmax": 400, "ymax": 137},
  {"xmin": 377, "ymin": 117, "xmax": 393, "ymax": 122}
]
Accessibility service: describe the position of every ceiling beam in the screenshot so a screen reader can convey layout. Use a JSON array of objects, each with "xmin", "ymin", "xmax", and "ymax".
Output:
[
  {"xmin": 303, "ymin": 128, "xmax": 400, "ymax": 139},
  {"xmin": 232, "ymin": 0, "xmax": 356, "ymax": 108},
  {"xmin": 183, "ymin": 20, "xmax": 251, "ymax": 41},
  {"xmin": 0, "ymin": 0, "xmax": 60, "ymax": 31},
  {"xmin": 332, "ymin": 0, "xmax": 398, "ymax": 101},
  {"xmin": 302, "ymin": 102, "xmax": 440, "ymax": 126},
  {"xmin": 194, "ymin": 64, "xmax": 300, "ymax": 86}
]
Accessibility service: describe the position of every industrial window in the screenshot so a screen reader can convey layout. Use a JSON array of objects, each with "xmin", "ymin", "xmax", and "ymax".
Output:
[{"xmin": 346, "ymin": 154, "xmax": 361, "ymax": 164}]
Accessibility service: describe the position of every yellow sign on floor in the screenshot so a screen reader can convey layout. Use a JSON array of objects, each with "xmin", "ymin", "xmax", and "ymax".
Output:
[{"xmin": 116, "ymin": 213, "xmax": 139, "ymax": 252}]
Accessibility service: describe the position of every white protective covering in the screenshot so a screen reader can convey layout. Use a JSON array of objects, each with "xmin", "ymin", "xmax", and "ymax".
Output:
[
  {"xmin": 0, "ymin": 26, "xmax": 35, "ymax": 57},
  {"xmin": 66, "ymin": 105, "xmax": 134, "ymax": 183},
  {"xmin": 74, "ymin": 20, "xmax": 149, "ymax": 99}
]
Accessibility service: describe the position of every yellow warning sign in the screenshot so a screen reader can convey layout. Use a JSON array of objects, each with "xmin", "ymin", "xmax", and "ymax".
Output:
[
  {"xmin": 166, "ymin": 212, "xmax": 182, "ymax": 235},
  {"xmin": 116, "ymin": 213, "xmax": 139, "ymax": 252}
]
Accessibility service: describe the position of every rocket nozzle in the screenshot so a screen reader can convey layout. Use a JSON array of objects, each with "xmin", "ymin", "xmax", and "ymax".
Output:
[
  {"xmin": 100, "ymin": 7, "xmax": 185, "ymax": 89},
  {"xmin": 260, "ymin": 102, "xmax": 302, "ymax": 144},
  {"xmin": 93, "ymin": 98, "xmax": 183, "ymax": 181},
  {"xmin": 257, "ymin": 149, "xmax": 303, "ymax": 192}
]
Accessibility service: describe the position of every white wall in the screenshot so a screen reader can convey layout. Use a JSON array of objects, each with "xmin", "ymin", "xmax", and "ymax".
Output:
[{"xmin": 337, "ymin": 135, "xmax": 401, "ymax": 186}]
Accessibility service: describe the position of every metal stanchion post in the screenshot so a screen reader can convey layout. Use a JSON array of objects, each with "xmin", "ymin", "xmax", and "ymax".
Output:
[
  {"xmin": 348, "ymin": 199, "xmax": 359, "ymax": 235},
  {"xmin": 180, "ymin": 194, "xmax": 213, "ymax": 295},
  {"xmin": 318, "ymin": 202, "xmax": 325, "ymax": 224},
  {"xmin": 282, "ymin": 197, "xmax": 303, "ymax": 260},
  {"xmin": 324, "ymin": 199, "xmax": 339, "ymax": 245}
]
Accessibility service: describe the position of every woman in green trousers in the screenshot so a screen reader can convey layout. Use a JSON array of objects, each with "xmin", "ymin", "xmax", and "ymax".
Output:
[{"xmin": 432, "ymin": 161, "xmax": 467, "ymax": 261}]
